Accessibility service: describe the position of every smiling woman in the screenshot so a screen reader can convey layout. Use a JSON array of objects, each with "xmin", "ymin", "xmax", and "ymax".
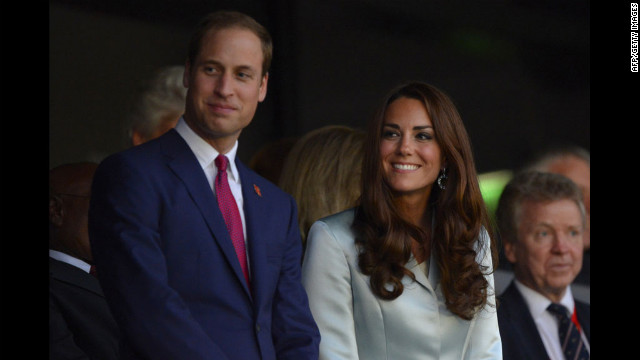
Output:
[
  {"xmin": 380, "ymin": 97, "xmax": 443, "ymax": 199},
  {"xmin": 301, "ymin": 81, "xmax": 502, "ymax": 359}
]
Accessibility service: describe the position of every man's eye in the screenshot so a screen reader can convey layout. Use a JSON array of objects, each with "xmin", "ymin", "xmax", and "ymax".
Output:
[{"xmin": 237, "ymin": 72, "xmax": 253, "ymax": 80}]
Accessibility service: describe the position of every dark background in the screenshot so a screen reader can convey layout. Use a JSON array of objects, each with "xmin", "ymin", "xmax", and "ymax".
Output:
[{"xmin": 50, "ymin": 0, "xmax": 590, "ymax": 174}]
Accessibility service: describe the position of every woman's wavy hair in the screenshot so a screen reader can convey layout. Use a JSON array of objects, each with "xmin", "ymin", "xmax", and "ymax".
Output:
[{"xmin": 353, "ymin": 81, "xmax": 497, "ymax": 320}]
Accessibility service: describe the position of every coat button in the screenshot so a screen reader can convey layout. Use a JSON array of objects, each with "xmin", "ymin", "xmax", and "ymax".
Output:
[{"xmin": 255, "ymin": 324, "xmax": 261, "ymax": 332}]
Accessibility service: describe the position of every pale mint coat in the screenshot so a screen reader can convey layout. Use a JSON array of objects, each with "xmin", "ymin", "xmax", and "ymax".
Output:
[{"xmin": 301, "ymin": 208, "xmax": 502, "ymax": 360}]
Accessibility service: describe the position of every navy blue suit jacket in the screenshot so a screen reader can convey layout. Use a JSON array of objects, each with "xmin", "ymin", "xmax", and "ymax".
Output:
[
  {"xmin": 89, "ymin": 129, "xmax": 320, "ymax": 360},
  {"xmin": 497, "ymin": 281, "xmax": 590, "ymax": 360}
]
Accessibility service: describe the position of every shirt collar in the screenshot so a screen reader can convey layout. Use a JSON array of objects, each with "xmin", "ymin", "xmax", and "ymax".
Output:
[
  {"xmin": 175, "ymin": 117, "xmax": 240, "ymax": 184},
  {"xmin": 514, "ymin": 279, "xmax": 575, "ymax": 318},
  {"xmin": 49, "ymin": 249, "xmax": 91, "ymax": 273}
]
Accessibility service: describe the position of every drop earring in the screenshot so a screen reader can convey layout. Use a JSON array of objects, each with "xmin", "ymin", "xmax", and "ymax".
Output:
[{"xmin": 437, "ymin": 167, "xmax": 447, "ymax": 190}]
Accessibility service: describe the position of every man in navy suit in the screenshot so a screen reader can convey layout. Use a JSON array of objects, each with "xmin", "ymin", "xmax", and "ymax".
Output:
[
  {"xmin": 50, "ymin": 162, "xmax": 121, "ymax": 359},
  {"xmin": 89, "ymin": 10, "xmax": 320, "ymax": 360},
  {"xmin": 496, "ymin": 171, "xmax": 590, "ymax": 360}
]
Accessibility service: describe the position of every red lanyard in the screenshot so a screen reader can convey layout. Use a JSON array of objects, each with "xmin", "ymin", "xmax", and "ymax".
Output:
[{"xmin": 571, "ymin": 307, "xmax": 581, "ymax": 331}]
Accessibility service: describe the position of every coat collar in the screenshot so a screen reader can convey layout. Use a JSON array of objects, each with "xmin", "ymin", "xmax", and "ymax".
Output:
[
  {"xmin": 406, "ymin": 249, "xmax": 440, "ymax": 297},
  {"xmin": 49, "ymin": 257, "xmax": 104, "ymax": 297},
  {"xmin": 501, "ymin": 282, "xmax": 551, "ymax": 359}
]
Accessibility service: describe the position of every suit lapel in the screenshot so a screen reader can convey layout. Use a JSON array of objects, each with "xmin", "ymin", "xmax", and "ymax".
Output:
[
  {"xmin": 405, "ymin": 245, "xmax": 443, "ymax": 299},
  {"xmin": 409, "ymin": 215, "xmax": 440, "ymax": 296},
  {"xmin": 237, "ymin": 160, "xmax": 267, "ymax": 303},
  {"xmin": 405, "ymin": 256, "xmax": 436, "ymax": 297},
  {"xmin": 503, "ymin": 283, "xmax": 550, "ymax": 359},
  {"xmin": 576, "ymin": 300, "xmax": 590, "ymax": 341},
  {"xmin": 49, "ymin": 258, "xmax": 104, "ymax": 297},
  {"xmin": 161, "ymin": 130, "xmax": 251, "ymax": 296}
]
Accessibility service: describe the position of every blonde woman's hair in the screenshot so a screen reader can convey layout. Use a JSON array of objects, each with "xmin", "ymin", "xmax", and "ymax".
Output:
[{"xmin": 279, "ymin": 125, "xmax": 365, "ymax": 247}]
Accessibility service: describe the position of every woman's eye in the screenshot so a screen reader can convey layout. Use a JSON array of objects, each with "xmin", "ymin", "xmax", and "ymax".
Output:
[
  {"xmin": 382, "ymin": 130, "xmax": 399, "ymax": 138},
  {"xmin": 417, "ymin": 132, "xmax": 433, "ymax": 140}
]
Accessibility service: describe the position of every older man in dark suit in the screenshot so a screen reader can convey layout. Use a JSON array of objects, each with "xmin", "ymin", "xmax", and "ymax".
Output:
[
  {"xmin": 496, "ymin": 171, "xmax": 590, "ymax": 360},
  {"xmin": 49, "ymin": 162, "xmax": 120, "ymax": 359}
]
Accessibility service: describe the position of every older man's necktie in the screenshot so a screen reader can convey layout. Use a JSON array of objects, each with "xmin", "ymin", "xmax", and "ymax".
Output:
[
  {"xmin": 215, "ymin": 155, "xmax": 250, "ymax": 286},
  {"xmin": 547, "ymin": 303, "xmax": 589, "ymax": 360}
]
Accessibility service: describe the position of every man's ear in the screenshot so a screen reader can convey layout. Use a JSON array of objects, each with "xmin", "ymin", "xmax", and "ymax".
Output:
[
  {"xmin": 131, "ymin": 130, "xmax": 145, "ymax": 146},
  {"xmin": 49, "ymin": 196, "xmax": 64, "ymax": 227},
  {"xmin": 504, "ymin": 240, "xmax": 517, "ymax": 264},
  {"xmin": 258, "ymin": 72, "xmax": 269, "ymax": 102},
  {"xmin": 183, "ymin": 61, "xmax": 191, "ymax": 88}
]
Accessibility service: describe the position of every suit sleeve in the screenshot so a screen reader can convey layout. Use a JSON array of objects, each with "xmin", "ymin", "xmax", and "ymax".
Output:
[
  {"xmin": 301, "ymin": 221, "xmax": 360, "ymax": 360},
  {"xmin": 467, "ymin": 229, "xmax": 503, "ymax": 359},
  {"xmin": 88, "ymin": 154, "xmax": 231, "ymax": 360},
  {"xmin": 270, "ymin": 196, "xmax": 321, "ymax": 360},
  {"xmin": 49, "ymin": 293, "xmax": 91, "ymax": 360}
]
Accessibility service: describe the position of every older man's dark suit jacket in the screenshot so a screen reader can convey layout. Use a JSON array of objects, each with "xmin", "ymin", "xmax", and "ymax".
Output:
[
  {"xmin": 88, "ymin": 129, "xmax": 320, "ymax": 360},
  {"xmin": 497, "ymin": 281, "xmax": 590, "ymax": 360},
  {"xmin": 49, "ymin": 257, "xmax": 121, "ymax": 359}
]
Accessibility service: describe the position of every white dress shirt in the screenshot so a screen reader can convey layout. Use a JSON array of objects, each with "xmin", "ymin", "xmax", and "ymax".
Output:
[
  {"xmin": 49, "ymin": 249, "xmax": 91, "ymax": 273},
  {"xmin": 174, "ymin": 117, "xmax": 249, "ymax": 259},
  {"xmin": 514, "ymin": 279, "xmax": 590, "ymax": 360}
]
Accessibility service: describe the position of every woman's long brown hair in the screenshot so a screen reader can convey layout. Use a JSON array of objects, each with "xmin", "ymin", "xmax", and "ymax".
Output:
[{"xmin": 353, "ymin": 81, "xmax": 497, "ymax": 320}]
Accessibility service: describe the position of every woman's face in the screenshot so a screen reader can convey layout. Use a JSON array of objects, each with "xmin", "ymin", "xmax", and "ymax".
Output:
[{"xmin": 380, "ymin": 97, "xmax": 443, "ymax": 197}]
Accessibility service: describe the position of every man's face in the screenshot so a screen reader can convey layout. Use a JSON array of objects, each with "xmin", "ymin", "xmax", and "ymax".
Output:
[
  {"xmin": 183, "ymin": 27, "xmax": 268, "ymax": 152},
  {"xmin": 49, "ymin": 165, "xmax": 96, "ymax": 262},
  {"xmin": 505, "ymin": 199, "xmax": 584, "ymax": 301}
]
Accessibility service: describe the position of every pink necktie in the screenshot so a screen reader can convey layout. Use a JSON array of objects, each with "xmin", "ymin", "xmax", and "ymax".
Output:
[{"xmin": 215, "ymin": 155, "xmax": 250, "ymax": 286}]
